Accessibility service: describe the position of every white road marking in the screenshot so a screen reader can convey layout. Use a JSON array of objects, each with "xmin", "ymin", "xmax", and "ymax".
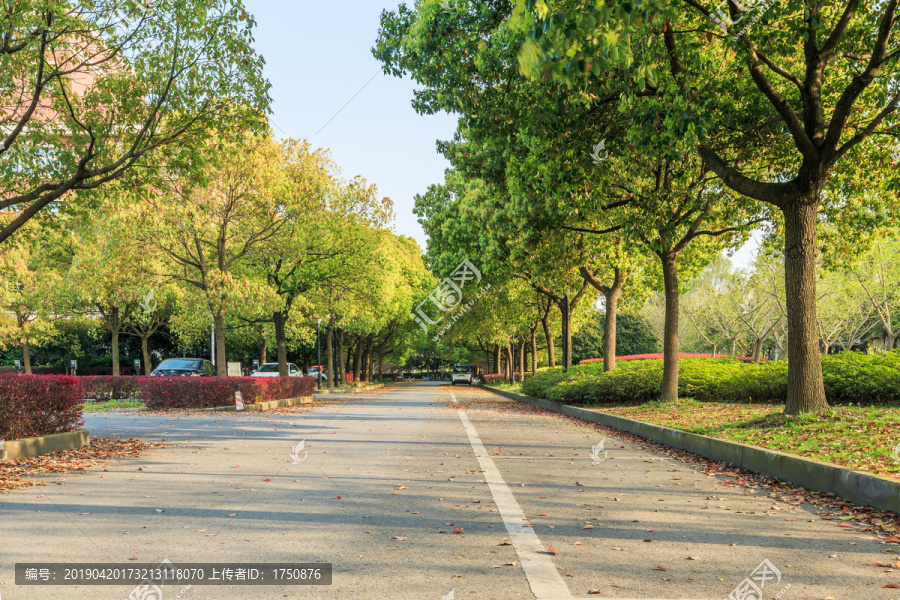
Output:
[{"xmin": 457, "ymin": 410, "xmax": 572, "ymax": 600}]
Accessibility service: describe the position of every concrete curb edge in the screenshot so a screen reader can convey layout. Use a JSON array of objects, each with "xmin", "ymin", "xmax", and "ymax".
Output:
[{"xmin": 1, "ymin": 429, "xmax": 90, "ymax": 461}]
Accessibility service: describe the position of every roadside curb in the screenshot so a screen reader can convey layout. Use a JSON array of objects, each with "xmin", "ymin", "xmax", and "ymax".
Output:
[
  {"xmin": 202, "ymin": 396, "xmax": 315, "ymax": 412},
  {"xmin": 312, "ymin": 383, "xmax": 388, "ymax": 395},
  {"xmin": 479, "ymin": 385, "xmax": 900, "ymax": 513},
  {"xmin": 1, "ymin": 429, "xmax": 90, "ymax": 461}
]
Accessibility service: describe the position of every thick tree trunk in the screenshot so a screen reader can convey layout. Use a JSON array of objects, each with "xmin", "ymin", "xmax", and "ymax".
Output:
[
  {"xmin": 542, "ymin": 313, "xmax": 555, "ymax": 368},
  {"xmin": 111, "ymin": 306, "xmax": 121, "ymax": 376},
  {"xmin": 505, "ymin": 345, "xmax": 512, "ymax": 379},
  {"xmin": 603, "ymin": 288, "xmax": 621, "ymax": 372},
  {"xmin": 22, "ymin": 334, "xmax": 31, "ymax": 374},
  {"xmin": 274, "ymin": 311, "xmax": 288, "ymax": 376},
  {"xmin": 531, "ymin": 330, "xmax": 537, "ymax": 374},
  {"xmin": 493, "ymin": 344, "xmax": 501, "ymax": 374},
  {"xmin": 336, "ymin": 329, "xmax": 345, "ymax": 386},
  {"xmin": 214, "ymin": 313, "xmax": 227, "ymax": 377},
  {"xmin": 353, "ymin": 338, "xmax": 364, "ymax": 383},
  {"xmin": 782, "ymin": 201, "xmax": 829, "ymax": 414},
  {"xmin": 141, "ymin": 335, "xmax": 152, "ymax": 375},
  {"xmin": 580, "ymin": 266, "xmax": 629, "ymax": 372},
  {"xmin": 325, "ymin": 324, "xmax": 334, "ymax": 389},
  {"xmin": 660, "ymin": 251, "xmax": 680, "ymax": 402},
  {"xmin": 364, "ymin": 337, "xmax": 374, "ymax": 382},
  {"xmin": 518, "ymin": 338, "xmax": 525, "ymax": 379},
  {"xmin": 260, "ymin": 336, "xmax": 267, "ymax": 365},
  {"xmin": 560, "ymin": 296, "xmax": 572, "ymax": 370}
]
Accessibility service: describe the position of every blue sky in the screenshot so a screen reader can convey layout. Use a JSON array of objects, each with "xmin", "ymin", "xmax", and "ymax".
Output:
[{"xmin": 243, "ymin": 0, "xmax": 457, "ymax": 254}]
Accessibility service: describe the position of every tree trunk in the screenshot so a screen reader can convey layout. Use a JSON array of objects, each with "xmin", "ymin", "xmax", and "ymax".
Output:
[
  {"xmin": 353, "ymin": 338, "xmax": 364, "ymax": 383},
  {"xmin": 325, "ymin": 325, "xmax": 334, "ymax": 388},
  {"xmin": 603, "ymin": 287, "xmax": 621, "ymax": 372},
  {"xmin": 660, "ymin": 251, "xmax": 680, "ymax": 402},
  {"xmin": 531, "ymin": 329, "xmax": 537, "ymax": 374},
  {"xmin": 518, "ymin": 338, "xmax": 525, "ymax": 379},
  {"xmin": 336, "ymin": 329, "xmax": 345, "ymax": 386},
  {"xmin": 364, "ymin": 337, "xmax": 374, "ymax": 382},
  {"xmin": 560, "ymin": 295, "xmax": 572, "ymax": 370},
  {"xmin": 141, "ymin": 335, "xmax": 152, "ymax": 375},
  {"xmin": 542, "ymin": 313, "xmax": 555, "ymax": 367},
  {"xmin": 111, "ymin": 306, "xmax": 121, "ymax": 376},
  {"xmin": 505, "ymin": 345, "xmax": 512, "ymax": 379},
  {"xmin": 260, "ymin": 335, "xmax": 267, "ymax": 365},
  {"xmin": 22, "ymin": 334, "xmax": 31, "ymax": 374},
  {"xmin": 274, "ymin": 311, "xmax": 288, "ymax": 376},
  {"xmin": 782, "ymin": 201, "xmax": 829, "ymax": 414},
  {"xmin": 214, "ymin": 312, "xmax": 227, "ymax": 377},
  {"xmin": 711, "ymin": 342, "xmax": 718, "ymax": 359},
  {"xmin": 493, "ymin": 344, "xmax": 501, "ymax": 374}
]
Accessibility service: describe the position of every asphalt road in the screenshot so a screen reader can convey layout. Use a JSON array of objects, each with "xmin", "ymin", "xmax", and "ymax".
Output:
[{"xmin": 0, "ymin": 383, "xmax": 895, "ymax": 599}]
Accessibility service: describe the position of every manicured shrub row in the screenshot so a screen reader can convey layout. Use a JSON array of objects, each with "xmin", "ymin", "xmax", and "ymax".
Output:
[
  {"xmin": 141, "ymin": 376, "xmax": 316, "ymax": 410},
  {"xmin": 82, "ymin": 375, "xmax": 317, "ymax": 409},
  {"xmin": 0, "ymin": 374, "xmax": 85, "ymax": 440},
  {"xmin": 481, "ymin": 372, "xmax": 535, "ymax": 385},
  {"xmin": 519, "ymin": 352, "xmax": 900, "ymax": 407},
  {"xmin": 578, "ymin": 353, "xmax": 765, "ymax": 365}
]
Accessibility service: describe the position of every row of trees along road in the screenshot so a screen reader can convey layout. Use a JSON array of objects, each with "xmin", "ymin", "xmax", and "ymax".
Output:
[
  {"xmin": 0, "ymin": 134, "xmax": 431, "ymax": 383},
  {"xmin": 375, "ymin": 0, "xmax": 900, "ymax": 414},
  {"xmin": 0, "ymin": 3, "xmax": 432, "ymax": 382}
]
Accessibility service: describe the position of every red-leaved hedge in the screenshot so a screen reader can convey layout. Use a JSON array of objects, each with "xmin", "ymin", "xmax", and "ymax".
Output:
[
  {"xmin": 0, "ymin": 374, "xmax": 85, "ymax": 440},
  {"xmin": 579, "ymin": 353, "xmax": 767, "ymax": 365},
  {"xmin": 140, "ymin": 376, "xmax": 316, "ymax": 410}
]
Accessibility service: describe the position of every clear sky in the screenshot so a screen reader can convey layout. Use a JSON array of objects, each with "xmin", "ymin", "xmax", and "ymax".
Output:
[
  {"xmin": 243, "ymin": 0, "xmax": 458, "ymax": 254},
  {"xmin": 242, "ymin": 0, "xmax": 760, "ymax": 269}
]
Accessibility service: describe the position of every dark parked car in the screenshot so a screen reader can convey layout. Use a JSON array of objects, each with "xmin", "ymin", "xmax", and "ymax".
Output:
[{"xmin": 151, "ymin": 358, "xmax": 217, "ymax": 377}]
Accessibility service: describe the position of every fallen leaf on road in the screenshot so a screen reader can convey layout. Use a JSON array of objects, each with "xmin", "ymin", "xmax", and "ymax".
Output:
[
  {"xmin": 884, "ymin": 583, "xmax": 900, "ymax": 588},
  {"xmin": 226, "ymin": 513, "xmax": 237, "ymax": 517},
  {"xmin": 392, "ymin": 536, "xmax": 407, "ymax": 541},
  {"xmin": 654, "ymin": 566, "xmax": 667, "ymax": 571},
  {"xmin": 452, "ymin": 528, "xmax": 464, "ymax": 534},
  {"xmin": 582, "ymin": 525, "xmax": 594, "ymax": 530},
  {"xmin": 79, "ymin": 512, "xmax": 92, "ymax": 515},
  {"xmin": 547, "ymin": 545, "xmax": 558, "ymax": 555},
  {"xmin": 499, "ymin": 539, "xmax": 512, "ymax": 546}
]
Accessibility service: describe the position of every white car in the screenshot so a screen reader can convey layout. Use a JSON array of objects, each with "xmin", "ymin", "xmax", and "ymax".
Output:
[
  {"xmin": 451, "ymin": 365, "xmax": 473, "ymax": 385},
  {"xmin": 250, "ymin": 362, "xmax": 303, "ymax": 377},
  {"xmin": 308, "ymin": 367, "xmax": 327, "ymax": 382}
]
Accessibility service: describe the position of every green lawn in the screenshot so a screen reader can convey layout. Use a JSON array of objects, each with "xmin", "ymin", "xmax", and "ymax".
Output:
[
  {"xmin": 599, "ymin": 399, "xmax": 900, "ymax": 479},
  {"xmin": 82, "ymin": 399, "xmax": 147, "ymax": 412}
]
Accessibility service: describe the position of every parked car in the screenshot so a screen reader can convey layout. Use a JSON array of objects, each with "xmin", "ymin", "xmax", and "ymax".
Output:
[
  {"xmin": 308, "ymin": 366, "xmax": 327, "ymax": 382},
  {"xmin": 151, "ymin": 358, "xmax": 216, "ymax": 377},
  {"xmin": 451, "ymin": 365, "xmax": 473, "ymax": 386},
  {"xmin": 250, "ymin": 362, "xmax": 303, "ymax": 377}
]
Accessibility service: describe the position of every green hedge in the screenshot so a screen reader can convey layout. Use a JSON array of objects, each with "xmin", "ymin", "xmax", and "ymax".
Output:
[{"xmin": 518, "ymin": 352, "xmax": 900, "ymax": 406}]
